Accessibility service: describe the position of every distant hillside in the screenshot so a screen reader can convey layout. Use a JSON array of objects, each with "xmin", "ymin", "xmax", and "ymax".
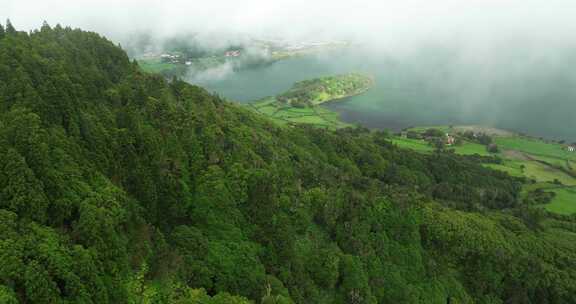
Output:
[{"xmin": 1, "ymin": 22, "xmax": 576, "ymax": 304}]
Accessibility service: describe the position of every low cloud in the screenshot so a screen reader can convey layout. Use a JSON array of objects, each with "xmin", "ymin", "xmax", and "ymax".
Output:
[
  {"xmin": 186, "ymin": 61, "xmax": 235, "ymax": 83},
  {"xmin": 3, "ymin": 0, "xmax": 576, "ymax": 47}
]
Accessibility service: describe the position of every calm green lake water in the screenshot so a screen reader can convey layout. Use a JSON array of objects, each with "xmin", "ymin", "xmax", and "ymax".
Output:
[{"xmin": 193, "ymin": 48, "xmax": 576, "ymax": 141}]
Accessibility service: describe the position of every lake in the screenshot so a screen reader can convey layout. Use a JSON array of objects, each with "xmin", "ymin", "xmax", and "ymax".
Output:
[{"xmin": 191, "ymin": 47, "xmax": 576, "ymax": 141}]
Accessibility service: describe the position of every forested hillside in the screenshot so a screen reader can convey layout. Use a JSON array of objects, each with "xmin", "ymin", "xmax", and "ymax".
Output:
[{"xmin": 1, "ymin": 22, "xmax": 576, "ymax": 304}]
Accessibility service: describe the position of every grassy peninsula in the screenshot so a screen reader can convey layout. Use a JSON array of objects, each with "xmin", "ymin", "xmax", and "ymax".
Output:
[{"xmin": 248, "ymin": 73, "xmax": 373, "ymax": 129}]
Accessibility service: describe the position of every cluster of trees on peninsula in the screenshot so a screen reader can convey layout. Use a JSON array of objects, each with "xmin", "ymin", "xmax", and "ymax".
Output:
[
  {"xmin": 277, "ymin": 73, "xmax": 373, "ymax": 107},
  {"xmin": 2, "ymin": 22, "xmax": 576, "ymax": 304}
]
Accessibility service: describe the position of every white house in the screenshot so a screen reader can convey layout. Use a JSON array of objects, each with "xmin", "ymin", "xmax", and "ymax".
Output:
[
  {"xmin": 568, "ymin": 146, "xmax": 575, "ymax": 152},
  {"xmin": 225, "ymin": 50, "xmax": 241, "ymax": 57},
  {"xmin": 445, "ymin": 133, "xmax": 455, "ymax": 146}
]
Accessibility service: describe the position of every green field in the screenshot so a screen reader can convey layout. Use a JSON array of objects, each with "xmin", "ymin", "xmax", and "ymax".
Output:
[
  {"xmin": 138, "ymin": 58, "xmax": 179, "ymax": 74},
  {"xmin": 495, "ymin": 137, "xmax": 576, "ymax": 161},
  {"xmin": 523, "ymin": 162, "xmax": 576, "ymax": 186},
  {"xmin": 392, "ymin": 136, "xmax": 490, "ymax": 156},
  {"xmin": 452, "ymin": 142, "xmax": 491, "ymax": 156},
  {"xmin": 483, "ymin": 160, "xmax": 525, "ymax": 177},
  {"xmin": 544, "ymin": 187, "xmax": 576, "ymax": 215},
  {"xmin": 492, "ymin": 137, "xmax": 576, "ymax": 214},
  {"xmin": 248, "ymin": 97, "xmax": 352, "ymax": 129},
  {"xmin": 390, "ymin": 137, "xmax": 434, "ymax": 153}
]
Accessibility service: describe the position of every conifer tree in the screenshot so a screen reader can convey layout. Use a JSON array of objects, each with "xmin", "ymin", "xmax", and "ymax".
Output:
[
  {"xmin": 0, "ymin": 148, "xmax": 48, "ymax": 222},
  {"xmin": 5, "ymin": 19, "xmax": 15, "ymax": 35},
  {"xmin": 40, "ymin": 20, "xmax": 51, "ymax": 32}
]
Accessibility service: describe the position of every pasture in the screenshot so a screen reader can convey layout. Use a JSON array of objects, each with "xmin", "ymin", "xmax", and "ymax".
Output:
[
  {"xmin": 391, "ymin": 137, "xmax": 434, "ymax": 153},
  {"xmin": 138, "ymin": 58, "xmax": 177, "ymax": 74},
  {"xmin": 452, "ymin": 142, "xmax": 491, "ymax": 156},
  {"xmin": 248, "ymin": 97, "xmax": 351, "ymax": 129},
  {"xmin": 544, "ymin": 187, "xmax": 576, "ymax": 215},
  {"xmin": 495, "ymin": 137, "xmax": 575, "ymax": 161}
]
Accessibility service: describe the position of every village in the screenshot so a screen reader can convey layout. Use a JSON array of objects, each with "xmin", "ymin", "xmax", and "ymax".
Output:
[
  {"xmin": 139, "ymin": 38, "xmax": 349, "ymax": 69},
  {"xmin": 398, "ymin": 126, "xmax": 576, "ymax": 155},
  {"xmin": 158, "ymin": 49, "xmax": 242, "ymax": 65},
  {"xmin": 399, "ymin": 128, "xmax": 484, "ymax": 150}
]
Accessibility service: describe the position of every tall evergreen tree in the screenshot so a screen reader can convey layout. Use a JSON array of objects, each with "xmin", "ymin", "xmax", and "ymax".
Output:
[
  {"xmin": 0, "ymin": 23, "xmax": 5, "ymax": 39},
  {"xmin": 4, "ymin": 19, "xmax": 15, "ymax": 35},
  {"xmin": 0, "ymin": 148, "xmax": 49, "ymax": 222},
  {"xmin": 40, "ymin": 20, "xmax": 51, "ymax": 32}
]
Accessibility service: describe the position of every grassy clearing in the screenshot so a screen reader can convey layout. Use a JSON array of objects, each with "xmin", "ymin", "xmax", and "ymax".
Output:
[
  {"xmin": 544, "ymin": 187, "xmax": 576, "ymax": 215},
  {"xmin": 392, "ymin": 129, "xmax": 493, "ymax": 155},
  {"xmin": 391, "ymin": 137, "xmax": 491, "ymax": 156},
  {"xmin": 492, "ymin": 136, "xmax": 576, "ymax": 186},
  {"xmin": 483, "ymin": 161, "xmax": 525, "ymax": 177},
  {"xmin": 256, "ymin": 106, "xmax": 277, "ymax": 116},
  {"xmin": 497, "ymin": 138, "xmax": 576, "ymax": 214},
  {"xmin": 283, "ymin": 107, "xmax": 315, "ymax": 114},
  {"xmin": 288, "ymin": 115, "xmax": 330, "ymax": 124},
  {"xmin": 452, "ymin": 142, "xmax": 491, "ymax": 156},
  {"xmin": 138, "ymin": 58, "xmax": 178, "ymax": 74},
  {"xmin": 248, "ymin": 97, "xmax": 352, "ymax": 129},
  {"xmin": 520, "ymin": 183, "xmax": 576, "ymax": 215},
  {"xmin": 391, "ymin": 137, "xmax": 434, "ymax": 153},
  {"xmin": 494, "ymin": 136, "xmax": 576, "ymax": 214},
  {"xmin": 531, "ymin": 154, "xmax": 570, "ymax": 169},
  {"xmin": 495, "ymin": 137, "xmax": 575, "ymax": 161},
  {"xmin": 522, "ymin": 162, "xmax": 576, "ymax": 186}
]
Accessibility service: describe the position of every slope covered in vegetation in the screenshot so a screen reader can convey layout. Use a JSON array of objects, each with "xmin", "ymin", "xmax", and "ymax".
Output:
[{"xmin": 1, "ymin": 22, "xmax": 576, "ymax": 304}]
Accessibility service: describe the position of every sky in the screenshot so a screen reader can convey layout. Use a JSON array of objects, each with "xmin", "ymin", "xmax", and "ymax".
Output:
[{"xmin": 2, "ymin": 0, "xmax": 576, "ymax": 45}]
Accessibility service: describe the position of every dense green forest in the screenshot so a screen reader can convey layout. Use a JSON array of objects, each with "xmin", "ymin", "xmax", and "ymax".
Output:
[{"xmin": 1, "ymin": 21, "xmax": 576, "ymax": 303}]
